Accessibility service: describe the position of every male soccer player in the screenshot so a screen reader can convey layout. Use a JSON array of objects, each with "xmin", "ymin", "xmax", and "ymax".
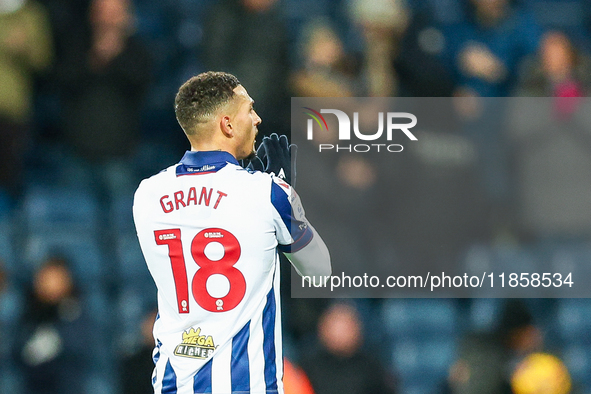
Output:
[{"xmin": 133, "ymin": 71, "xmax": 331, "ymax": 394}]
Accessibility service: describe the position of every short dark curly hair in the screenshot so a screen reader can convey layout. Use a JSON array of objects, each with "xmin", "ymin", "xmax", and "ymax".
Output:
[{"xmin": 175, "ymin": 71, "xmax": 241, "ymax": 135}]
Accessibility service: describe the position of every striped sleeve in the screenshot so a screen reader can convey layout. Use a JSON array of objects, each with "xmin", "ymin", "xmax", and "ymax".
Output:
[{"xmin": 270, "ymin": 177, "xmax": 313, "ymax": 253}]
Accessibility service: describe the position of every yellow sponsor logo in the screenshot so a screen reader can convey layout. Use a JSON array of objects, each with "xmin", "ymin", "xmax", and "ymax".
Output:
[{"xmin": 174, "ymin": 328, "xmax": 217, "ymax": 359}]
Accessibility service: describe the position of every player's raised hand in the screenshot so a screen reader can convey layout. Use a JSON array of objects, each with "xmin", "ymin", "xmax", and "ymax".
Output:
[{"xmin": 248, "ymin": 133, "xmax": 297, "ymax": 186}]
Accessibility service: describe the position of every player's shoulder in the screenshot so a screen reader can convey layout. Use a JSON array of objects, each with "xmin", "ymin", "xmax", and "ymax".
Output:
[
  {"xmin": 227, "ymin": 163, "xmax": 274, "ymax": 184},
  {"xmin": 135, "ymin": 164, "xmax": 178, "ymax": 195},
  {"xmin": 227, "ymin": 165, "xmax": 294, "ymax": 201}
]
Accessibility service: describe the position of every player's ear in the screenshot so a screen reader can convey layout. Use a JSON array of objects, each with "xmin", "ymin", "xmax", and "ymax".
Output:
[{"xmin": 220, "ymin": 115, "xmax": 234, "ymax": 137}]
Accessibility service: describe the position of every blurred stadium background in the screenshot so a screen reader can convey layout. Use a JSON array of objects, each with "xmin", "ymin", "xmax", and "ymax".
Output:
[{"xmin": 2, "ymin": 0, "xmax": 591, "ymax": 392}]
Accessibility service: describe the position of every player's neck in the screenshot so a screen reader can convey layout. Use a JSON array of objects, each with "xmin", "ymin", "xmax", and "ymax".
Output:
[
  {"xmin": 189, "ymin": 144, "xmax": 238, "ymax": 160},
  {"xmin": 188, "ymin": 132, "xmax": 239, "ymax": 159}
]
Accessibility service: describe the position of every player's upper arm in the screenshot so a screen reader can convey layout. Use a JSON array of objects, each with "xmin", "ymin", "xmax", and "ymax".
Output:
[
  {"xmin": 284, "ymin": 224, "xmax": 331, "ymax": 278},
  {"xmin": 270, "ymin": 177, "xmax": 331, "ymax": 277}
]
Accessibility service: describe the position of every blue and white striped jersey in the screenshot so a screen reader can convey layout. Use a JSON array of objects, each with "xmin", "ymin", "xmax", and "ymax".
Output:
[{"xmin": 133, "ymin": 151, "xmax": 328, "ymax": 394}]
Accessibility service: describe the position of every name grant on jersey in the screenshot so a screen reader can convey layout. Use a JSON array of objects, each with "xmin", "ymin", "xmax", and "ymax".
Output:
[
  {"xmin": 174, "ymin": 327, "xmax": 218, "ymax": 359},
  {"xmin": 160, "ymin": 187, "xmax": 228, "ymax": 213}
]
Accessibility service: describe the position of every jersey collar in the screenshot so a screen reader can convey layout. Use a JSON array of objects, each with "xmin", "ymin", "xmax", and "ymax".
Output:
[{"xmin": 177, "ymin": 151, "xmax": 239, "ymax": 176}]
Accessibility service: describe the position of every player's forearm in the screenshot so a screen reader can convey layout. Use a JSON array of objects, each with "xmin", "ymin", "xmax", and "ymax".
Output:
[{"xmin": 284, "ymin": 225, "xmax": 331, "ymax": 278}]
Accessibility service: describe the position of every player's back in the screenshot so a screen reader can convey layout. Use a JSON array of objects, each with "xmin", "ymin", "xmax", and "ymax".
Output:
[{"xmin": 133, "ymin": 151, "xmax": 287, "ymax": 394}]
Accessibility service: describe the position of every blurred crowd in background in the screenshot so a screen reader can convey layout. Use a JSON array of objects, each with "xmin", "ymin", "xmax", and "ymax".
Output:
[{"xmin": 1, "ymin": 0, "xmax": 591, "ymax": 393}]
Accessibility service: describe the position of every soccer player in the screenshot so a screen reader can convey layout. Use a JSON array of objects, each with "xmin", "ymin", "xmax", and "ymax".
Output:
[{"xmin": 133, "ymin": 71, "xmax": 331, "ymax": 394}]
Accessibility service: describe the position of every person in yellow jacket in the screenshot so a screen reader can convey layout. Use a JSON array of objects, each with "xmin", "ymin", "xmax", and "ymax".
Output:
[{"xmin": 0, "ymin": 0, "xmax": 52, "ymax": 207}]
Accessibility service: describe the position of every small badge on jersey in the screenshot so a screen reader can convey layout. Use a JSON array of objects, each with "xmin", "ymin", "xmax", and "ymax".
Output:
[
  {"xmin": 174, "ymin": 328, "xmax": 218, "ymax": 359},
  {"xmin": 274, "ymin": 177, "xmax": 290, "ymax": 190}
]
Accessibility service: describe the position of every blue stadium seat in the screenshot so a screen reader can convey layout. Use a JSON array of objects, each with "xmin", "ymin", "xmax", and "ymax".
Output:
[
  {"xmin": 0, "ymin": 221, "xmax": 16, "ymax": 274},
  {"xmin": 84, "ymin": 372, "xmax": 115, "ymax": 394},
  {"xmin": 22, "ymin": 185, "xmax": 100, "ymax": 236},
  {"xmin": 110, "ymin": 195, "xmax": 135, "ymax": 233},
  {"xmin": 525, "ymin": 0, "xmax": 585, "ymax": 28},
  {"xmin": 382, "ymin": 299, "xmax": 457, "ymax": 337},
  {"xmin": 78, "ymin": 287, "xmax": 116, "ymax": 394},
  {"xmin": 467, "ymin": 298, "xmax": 503, "ymax": 331},
  {"xmin": 115, "ymin": 285, "xmax": 156, "ymax": 353},
  {"xmin": 0, "ymin": 368, "xmax": 22, "ymax": 394},
  {"xmin": 556, "ymin": 299, "xmax": 591, "ymax": 389},
  {"xmin": 0, "ymin": 190, "xmax": 14, "ymax": 223},
  {"xmin": 382, "ymin": 299, "xmax": 458, "ymax": 393},
  {"xmin": 134, "ymin": 4, "xmax": 166, "ymax": 38},
  {"xmin": 115, "ymin": 233, "xmax": 152, "ymax": 286},
  {"xmin": 0, "ymin": 285, "xmax": 25, "ymax": 382},
  {"xmin": 557, "ymin": 299, "xmax": 591, "ymax": 345},
  {"xmin": 282, "ymin": 0, "xmax": 334, "ymax": 22},
  {"xmin": 113, "ymin": 231, "xmax": 156, "ymax": 350}
]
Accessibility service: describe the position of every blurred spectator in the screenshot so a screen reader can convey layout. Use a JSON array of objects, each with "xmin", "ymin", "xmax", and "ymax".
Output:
[
  {"xmin": 0, "ymin": 0, "xmax": 52, "ymax": 209},
  {"xmin": 203, "ymin": 0, "xmax": 290, "ymax": 137},
  {"xmin": 17, "ymin": 257, "xmax": 92, "ymax": 394},
  {"xmin": 516, "ymin": 30, "xmax": 591, "ymax": 97},
  {"xmin": 348, "ymin": 0, "xmax": 409, "ymax": 96},
  {"xmin": 444, "ymin": 0, "xmax": 542, "ymax": 97},
  {"xmin": 290, "ymin": 19, "xmax": 359, "ymax": 97},
  {"xmin": 55, "ymin": 0, "xmax": 150, "ymax": 198},
  {"xmin": 442, "ymin": 0, "xmax": 545, "ymax": 237},
  {"xmin": 511, "ymin": 352, "xmax": 572, "ymax": 394},
  {"xmin": 37, "ymin": 0, "xmax": 89, "ymax": 63},
  {"xmin": 394, "ymin": 7, "xmax": 456, "ymax": 97},
  {"xmin": 293, "ymin": 102, "xmax": 388, "ymax": 279},
  {"xmin": 446, "ymin": 299, "xmax": 572, "ymax": 394},
  {"xmin": 507, "ymin": 95, "xmax": 591, "ymax": 238},
  {"xmin": 376, "ymin": 100, "xmax": 489, "ymax": 272},
  {"xmin": 34, "ymin": 0, "xmax": 90, "ymax": 140},
  {"xmin": 119, "ymin": 309, "xmax": 157, "ymax": 394},
  {"xmin": 300, "ymin": 302, "xmax": 397, "ymax": 394},
  {"xmin": 509, "ymin": 32, "xmax": 591, "ymax": 238},
  {"xmin": 508, "ymin": 32, "xmax": 591, "ymax": 239},
  {"xmin": 454, "ymin": 95, "xmax": 515, "ymax": 241}
]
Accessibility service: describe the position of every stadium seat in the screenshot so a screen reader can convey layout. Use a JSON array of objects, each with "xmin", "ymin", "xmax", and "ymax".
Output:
[
  {"xmin": 557, "ymin": 299, "xmax": 591, "ymax": 345},
  {"xmin": 110, "ymin": 195, "xmax": 135, "ymax": 233},
  {"xmin": 382, "ymin": 299, "xmax": 458, "ymax": 393},
  {"xmin": 467, "ymin": 298, "xmax": 503, "ymax": 331},
  {"xmin": 115, "ymin": 285, "xmax": 156, "ymax": 353},
  {"xmin": 84, "ymin": 372, "xmax": 115, "ymax": 394},
  {"xmin": 382, "ymin": 299, "xmax": 457, "ymax": 337},
  {"xmin": 115, "ymin": 232, "xmax": 152, "ymax": 286},
  {"xmin": 22, "ymin": 185, "xmax": 100, "ymax": 236},
  {"xmin": 556, "ymin": 299, "xmax": 591, "ymax": 389},
  {"xmin": 0, "ymin": 220, "xmax": 16, "ymax": 273},
  {"xmin": 525, "ymin": 0, "xmax": 584, "ymax": 28},
  {"xmin": 0, "ymin": 285, "xmax": 25, "ymax": 378},
  {"xmin": 113, "ymin": 231, "xmax": 156, "ymax": 350},
  {"xmin": 78, "ymin": 286, "xmax": 116, "ymax": 394}
]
